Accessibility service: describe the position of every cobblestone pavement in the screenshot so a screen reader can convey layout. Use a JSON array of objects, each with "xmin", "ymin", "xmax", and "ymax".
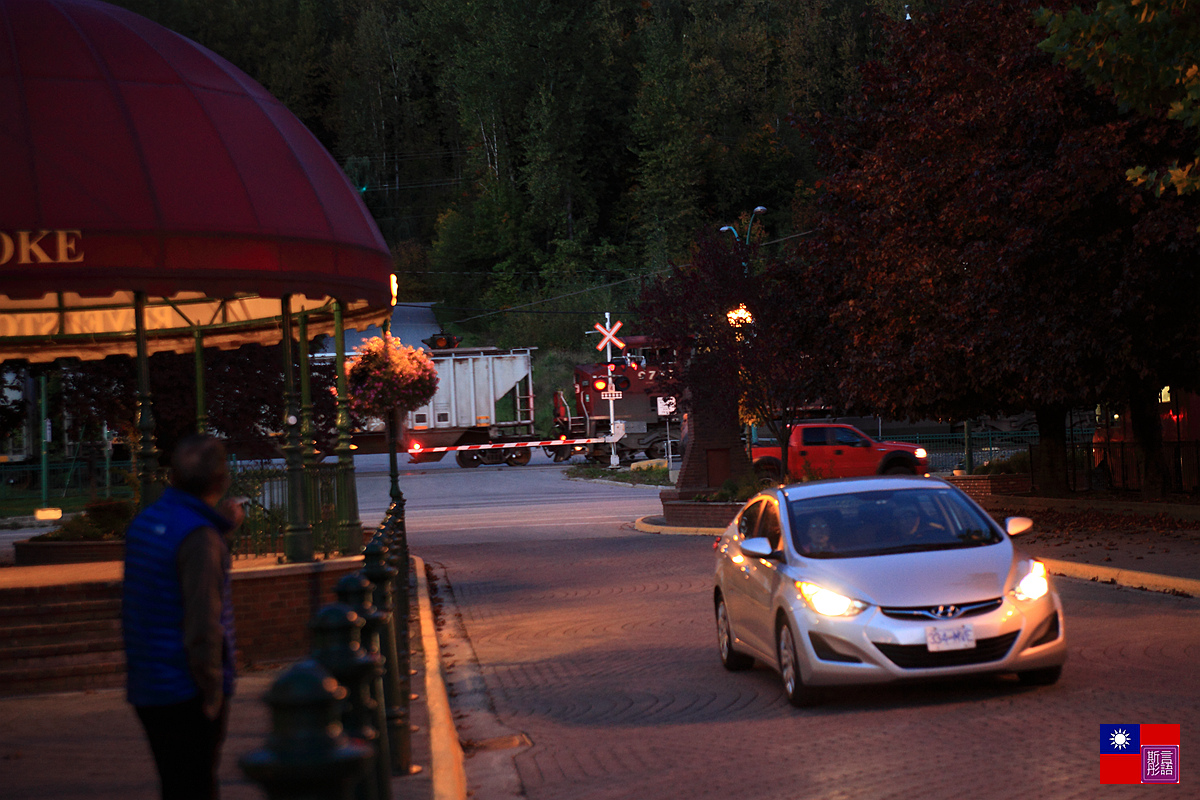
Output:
[{"xmin": 422, "ymin": 534, "xmax": 1200, "ymax": 800}]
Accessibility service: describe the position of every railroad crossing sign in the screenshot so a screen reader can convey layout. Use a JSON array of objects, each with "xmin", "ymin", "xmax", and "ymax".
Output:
[{"xmin": 594, "ymin": 320, "xmax": 626, "ymax": 351}]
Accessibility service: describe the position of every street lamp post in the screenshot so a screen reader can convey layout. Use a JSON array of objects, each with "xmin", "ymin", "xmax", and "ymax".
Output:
[
  {"xmin": 719, "ymin": 205, "xmax": 767, "ymax": 243},
  {"xmin": 720, "ymin": 206, "xmax": 766, "ymax": 277}
]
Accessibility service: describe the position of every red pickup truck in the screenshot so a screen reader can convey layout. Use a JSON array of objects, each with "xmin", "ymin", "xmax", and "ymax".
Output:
[{"xmin": 751, "ymin": 423, "xmax": 929, "ymax": 482}]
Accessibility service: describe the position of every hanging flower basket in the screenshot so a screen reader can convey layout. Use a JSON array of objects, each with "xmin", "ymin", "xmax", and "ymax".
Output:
[{"xmin": 345, "ymin": 335, "xmax": 439, "ymax": 420}]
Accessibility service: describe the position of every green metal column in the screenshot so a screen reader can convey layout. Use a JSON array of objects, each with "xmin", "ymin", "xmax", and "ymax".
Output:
[
  {"xmin": 194, "ymin": 330, "xmax": 208, "ymax": 434},
  {"xmin": 333, "ymin": 300, "xmax": 362, "ymax": 553},
  {"xmin": 280, "ymin": 295, "xmax": 313, "ymax": 562},
  {"xmin": 298, "ymin": 313, "xmax": 320, "ymax": 554},
  {"xmin": 134, "ymin": 292, "xmax": 160, "ymax": 508},
  {"xmin": 39, "ymin": 373, "xmax": 48, "ymax": 510}
]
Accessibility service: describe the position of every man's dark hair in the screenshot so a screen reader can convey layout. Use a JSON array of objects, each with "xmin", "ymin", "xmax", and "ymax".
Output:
[{"xmin": 170, "ymin": 435, "xmax": 229, "ymax": 497}]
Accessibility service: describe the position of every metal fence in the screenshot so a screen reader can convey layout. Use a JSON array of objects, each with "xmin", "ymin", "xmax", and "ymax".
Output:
[
  {"xmin": 887, "ymin": 431, "xmax": 1043, "ymax": 473},
  {"xmin": 1060, "ymin": 440, "xmax": 1200, "ymax": 493},
  {"xmin": 0, "ymin": 458, "xmax": 134, "ymax": 509},
  {"xmin": 0, "ymin": 456, "xmax": 354, "ymax": 560},
  {"xmin": 228, "ymin": 459, "xmax": 351, "ymax": 560}
]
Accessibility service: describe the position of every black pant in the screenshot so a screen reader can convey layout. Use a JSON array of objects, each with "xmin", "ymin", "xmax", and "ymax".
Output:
[{"xmin": 135, "ymin": 696, "xmax": 229, "ymax": 800}]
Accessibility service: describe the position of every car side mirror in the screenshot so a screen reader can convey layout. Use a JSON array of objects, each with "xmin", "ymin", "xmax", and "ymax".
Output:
[
  {"xmin": 740, "ymin": 537, "xmax": 774, "ymax": 558},
  {"xmin": 1005, "ymin": 516, "xmax": 1033, "ymax": 536}
]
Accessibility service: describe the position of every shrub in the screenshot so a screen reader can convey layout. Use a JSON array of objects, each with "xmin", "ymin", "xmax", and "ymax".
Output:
[
  {"xmin": 975, "ymin": 450, "xmax": 1030, "ymax": 474},
  {"xmin": 33, "ymin": 499, "xmax": 135, "ymax": 542}
]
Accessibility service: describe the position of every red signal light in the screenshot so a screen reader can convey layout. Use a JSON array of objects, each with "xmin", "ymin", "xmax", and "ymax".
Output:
[{"xmin": 592, "ymin": 377, "xmax": 609, "ymax": 391}]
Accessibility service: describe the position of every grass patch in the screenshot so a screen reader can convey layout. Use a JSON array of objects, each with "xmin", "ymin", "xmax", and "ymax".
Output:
[{"xmin": 564, "ymin": 464, "xmax": 673, "ymax": 486}]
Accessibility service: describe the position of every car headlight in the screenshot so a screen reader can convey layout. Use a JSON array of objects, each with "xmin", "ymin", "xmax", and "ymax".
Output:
[
  {"xmin": 1011, "ymin": 560, "xmax": 1049, "ymax": 601},
  {"xmin": 914, "ymin": 447, "xmax": 928, "ymax": 459},
  {"xmin": 796, "ymin": 581, "xmax": 867, "ymax": 617}
]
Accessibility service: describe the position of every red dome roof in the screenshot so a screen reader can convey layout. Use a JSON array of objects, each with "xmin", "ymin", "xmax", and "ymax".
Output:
[{"xmin": 0, "ymin": 0, "xmax": 391, "ymax": 305}]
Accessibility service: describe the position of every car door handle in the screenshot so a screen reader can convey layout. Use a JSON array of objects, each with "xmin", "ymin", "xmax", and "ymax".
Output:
[
  {"xmin": 834, "ymin": 449, "xmax": 843, "ymax": 455},
  {"xmin": 799, "ymin": 450, "xmax": 807, "ymax": 456}
]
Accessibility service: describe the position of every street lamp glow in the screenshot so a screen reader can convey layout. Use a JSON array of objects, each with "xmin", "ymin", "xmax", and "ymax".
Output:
[{"xmin": 727, "ymin": 304, "xmax": 753, "ymax": 327}]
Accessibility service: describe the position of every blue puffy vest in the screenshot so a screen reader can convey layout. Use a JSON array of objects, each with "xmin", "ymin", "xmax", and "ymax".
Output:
[{"xmin": 122, "ymin": 487, "xmax": 235, "ymax": 707}]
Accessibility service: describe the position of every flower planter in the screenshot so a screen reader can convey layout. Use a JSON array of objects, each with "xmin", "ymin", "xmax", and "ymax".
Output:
[
  {"xmin": 13, "ymin": 539, "xmax": 125, "ymax": 566},
  {"xmin": 660, "ymin": 500, "xmax": 742, "ymax": 529}
]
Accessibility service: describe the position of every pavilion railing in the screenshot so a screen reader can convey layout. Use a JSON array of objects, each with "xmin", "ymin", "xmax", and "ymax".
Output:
[
  {"xmin": 228, "ymin": 459, "xmax": 352, "ymax": 560},
  {"xmin": 0, "ymin": 458, "xmax": 134, "ymax": 514}
]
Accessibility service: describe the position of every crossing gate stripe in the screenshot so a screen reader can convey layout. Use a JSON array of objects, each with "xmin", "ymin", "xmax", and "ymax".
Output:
[{"xmin": 408, "ymin": 438, "xmax": 606, "ymax": 454}]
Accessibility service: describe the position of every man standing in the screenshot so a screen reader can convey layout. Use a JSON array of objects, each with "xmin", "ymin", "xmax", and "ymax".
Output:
[{"xmin": 122, "ymin": 435, "xmax": 245, "ymax": 800}]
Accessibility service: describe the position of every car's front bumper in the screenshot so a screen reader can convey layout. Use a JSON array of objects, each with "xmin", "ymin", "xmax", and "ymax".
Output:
[{"xmin": 785, "ymin": 589, "xmax": 1067, "ymax": 686}]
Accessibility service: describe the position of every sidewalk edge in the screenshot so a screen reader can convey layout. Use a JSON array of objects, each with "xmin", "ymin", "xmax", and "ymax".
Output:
[
  {"xmin": 1040, "ymin": 558, "xmax": 1199, "ymax": 597},
  {"xmin": 413, "ymin": 555, "xmax": 468, "ymax": 800},
  {"xmin": 633, "ymin": 517, "xmax": 1199, "ymax": 597}
]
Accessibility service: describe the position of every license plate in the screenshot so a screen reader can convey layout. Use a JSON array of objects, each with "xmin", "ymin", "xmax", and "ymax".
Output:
[{"xmin": 925, "ymin": 624, "xmax": 976, "ymax": 652}]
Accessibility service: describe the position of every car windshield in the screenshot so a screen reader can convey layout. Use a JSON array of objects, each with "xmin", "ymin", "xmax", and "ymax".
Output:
[{"xmin": 786, "ymin": 488, "xmax": 1002, "ymax": 559}]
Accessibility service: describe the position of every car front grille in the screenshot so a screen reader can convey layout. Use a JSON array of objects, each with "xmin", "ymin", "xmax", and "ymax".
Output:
[
  {"xmin": 872, "ymin": 631, "xmax": 1020, "ymax": 669},
  {"xmin": 880, "ymin": 598, "xmax": 1003, "ymax": 621}
]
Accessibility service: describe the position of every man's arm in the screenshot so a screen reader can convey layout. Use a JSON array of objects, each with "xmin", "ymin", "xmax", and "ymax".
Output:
[{"xmin": 178, "ymin": 527, "xmax": 226, "ymax": 720}]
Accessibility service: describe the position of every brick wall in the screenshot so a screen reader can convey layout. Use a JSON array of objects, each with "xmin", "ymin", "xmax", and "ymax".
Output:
[
  {"xmin": 231, "ymin": 558, "xmax": 364, "ymax": 666},
  {"xmin": 677, "ymin": 391, "xmax": 751, "ymax": 492},
  {"xmin": 945, "ymin": 474, "xmax": 1032, "ymax": 500},
  {"xmin": 660, "ymin": 500, "xmax": 741, "ymax": 529}
]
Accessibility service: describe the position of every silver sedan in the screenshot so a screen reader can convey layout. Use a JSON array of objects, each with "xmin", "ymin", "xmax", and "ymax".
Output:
[{"xmin": 713, "ymin": 476, "xmax": 1067, "ymax": 706}]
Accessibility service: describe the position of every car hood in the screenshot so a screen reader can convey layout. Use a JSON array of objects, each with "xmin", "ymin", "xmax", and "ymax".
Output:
[{"xmin": 795, "ymin": 542, "xmax": 1017, "ymax": 607}]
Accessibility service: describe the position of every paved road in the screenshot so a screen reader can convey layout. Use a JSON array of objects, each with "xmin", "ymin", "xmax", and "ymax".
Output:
[
  {"xmin": 419, "ymin": 531, "xmax": 1200, "ymax": 800},
  {"xmin": 0, "ymin": 450, "xmax": 663, "ymax": 563},
  {"xmin": 354, "ymin": 452, "xmax": 664, "ymax": 545}
]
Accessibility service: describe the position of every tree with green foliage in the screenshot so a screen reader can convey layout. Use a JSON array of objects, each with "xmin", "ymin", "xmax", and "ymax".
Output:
[{"xmin": 1039, "ymin": 0, "xmax": 1200, "ymax": 197}]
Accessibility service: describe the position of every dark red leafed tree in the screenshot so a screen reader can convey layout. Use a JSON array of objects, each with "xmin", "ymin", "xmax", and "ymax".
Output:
[
  {"xmin": 636, "ymin": 235, "xmax": 755, "ymax": 493},
  {"xmin": 799, "ymin": 0, "xmax": 1200, "ymax": 496}
]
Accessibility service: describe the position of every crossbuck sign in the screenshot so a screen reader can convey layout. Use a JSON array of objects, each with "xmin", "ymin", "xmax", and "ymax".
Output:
[{"xmin": 594, "ymin": 320, "xmax": 625, "ymax": 351}]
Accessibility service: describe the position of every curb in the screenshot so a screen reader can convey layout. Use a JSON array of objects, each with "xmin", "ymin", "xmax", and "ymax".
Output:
[
  {"xmin": 1040, "ymin": 558, "xmax": 1199, "ymax": 597},
  {"xmin": 633, "ymin": 516, "xmax": 722, "ymax": 536},
  {"xmin": 633, "ymin": 516, "xmax": 1199, "ymax": 597},
  {"xmin": 413, "ymin": 556, "xmax": 468, "ymax": 800}
]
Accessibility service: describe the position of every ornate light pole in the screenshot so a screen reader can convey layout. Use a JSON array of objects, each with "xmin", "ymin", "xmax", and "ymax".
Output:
[{"xmin": 719, "ymin": 205, "xmax": 767, "ymax": 243}]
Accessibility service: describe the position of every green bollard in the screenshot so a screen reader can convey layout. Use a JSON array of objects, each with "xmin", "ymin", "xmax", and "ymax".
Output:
[
  {"xmin": 239, "ymin": 659, "xmax": 371, "ymax": 800},
  {"xmin": 362, "ymin": 536, "xmax": 412, "ymax": 775},
  {"xmin": 310, "ymin": 604, "xmax": 382, "ymax": 800},
  {"xmin": 337, "ymin": 574, "xmax": 393, "ymax": 800},
  {"xmin": 381, "ymin": 506, "xmax": 414, "ymax": 719}
]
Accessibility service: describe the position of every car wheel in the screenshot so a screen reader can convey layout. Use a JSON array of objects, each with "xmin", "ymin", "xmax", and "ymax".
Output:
[
  {"xmin": 455, "ymin": 450, "xmax": 483, "ymax": 468},
  {"xmin": 777, "ymin": 622, "xmax": 821, "ymax": 707},
  {"xmin": 884, "ymin": 464, "xmax": 915, "ymax": 475},
  {"xmin": 504, "ymin": 448, "xmax": 532, "ymax": 466},
  {"xmin": 716, "ymin": 596, "xmax": 754, "ymax": 671},
  {"xmin": 1017, "ymin": 665, "xmax": 1062, "ymax": 686}
]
